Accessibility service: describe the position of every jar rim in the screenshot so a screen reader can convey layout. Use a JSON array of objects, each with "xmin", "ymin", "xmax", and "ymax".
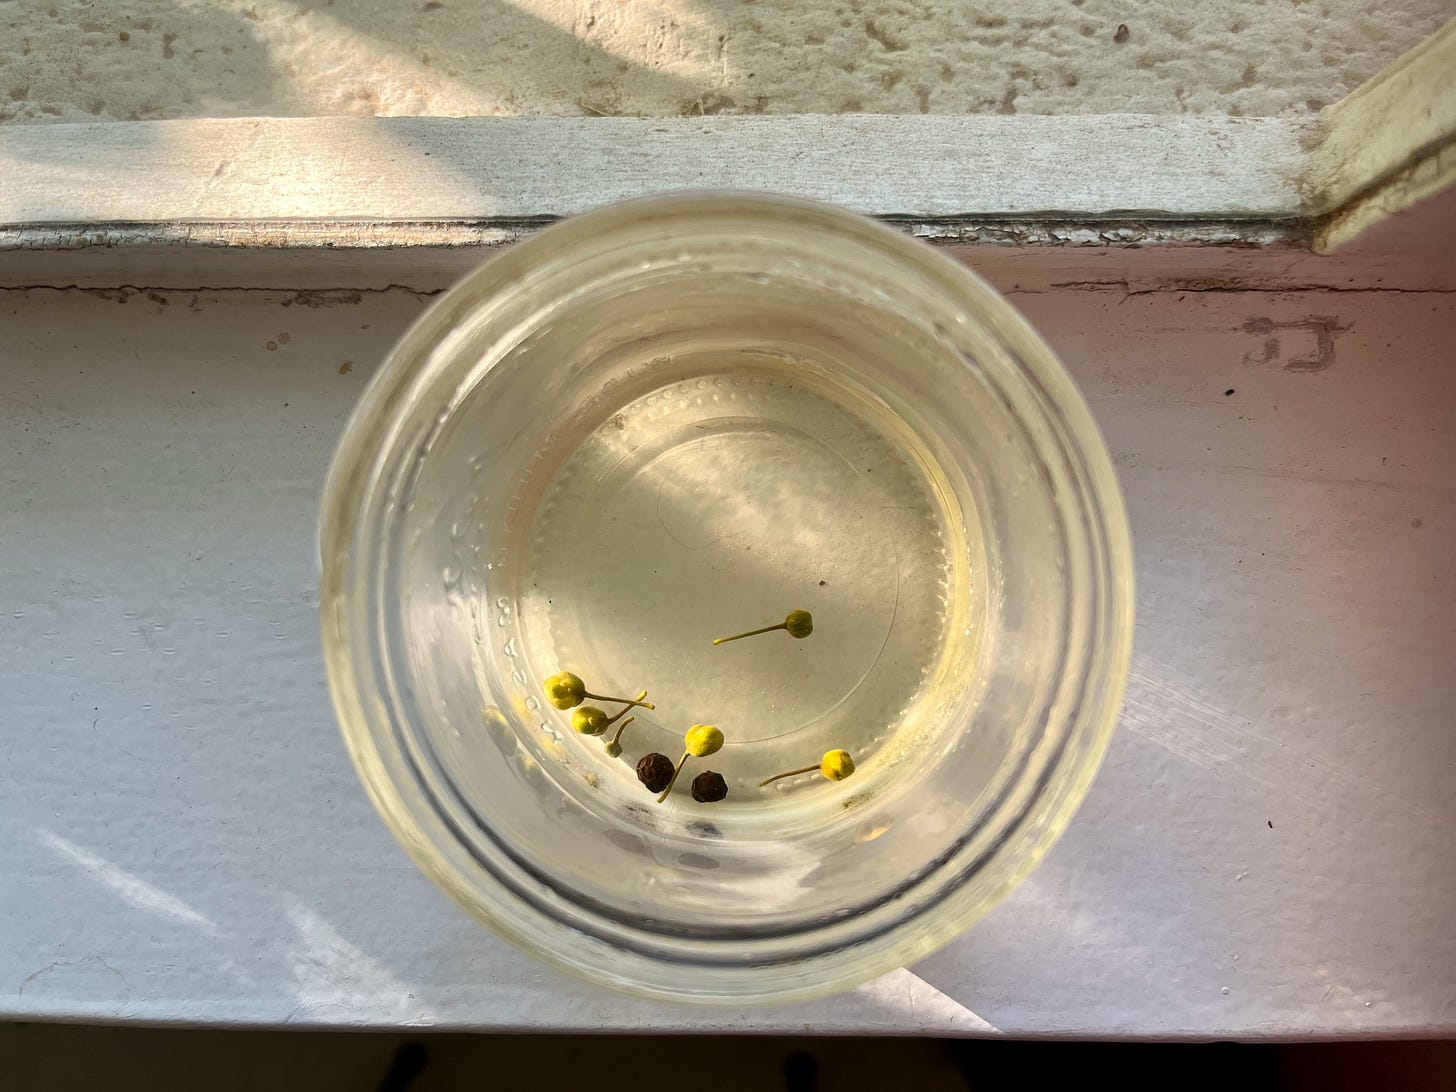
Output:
[{"xmin": 320, "ymin": 192, "xmax": 1134, "ymax": 1004}]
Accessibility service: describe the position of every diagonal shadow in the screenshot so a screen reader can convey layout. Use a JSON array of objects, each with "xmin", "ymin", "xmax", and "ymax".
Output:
[{"xmin": 209, "ymin": 0, "xmax": 707, "ymax": 119}]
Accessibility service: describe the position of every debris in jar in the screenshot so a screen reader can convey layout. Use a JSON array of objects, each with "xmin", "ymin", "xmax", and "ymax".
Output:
[
  {"xmin": 712, "ymin": 609, "xmax": 814, "ymax": 645},
  {"xmin": 760, "ymin": 748, "xmax": 856, "ymax": 787}
]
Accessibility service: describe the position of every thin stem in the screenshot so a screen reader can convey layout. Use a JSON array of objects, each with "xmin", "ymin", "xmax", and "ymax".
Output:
[
  {"xmin": 603, "ymin": 692, "xmax": 648, "ymax": 728},
  {"xmin": 585, "ymin": 690, "xmax": 654, "ymax": 711},
  {"xmin": 759, "ymin": 764, "xmax": 820, "ymax": 788},
  {"xmin": 606, "ymin": 715, "xmax": 635, "ymax": 749},
  {"xmin": 713, "ymin": 623, "xmax": 787, "ymax": 645},
  {"xmin": 657, "ymin": 750, "xmax": 691, "ymax": 803}
]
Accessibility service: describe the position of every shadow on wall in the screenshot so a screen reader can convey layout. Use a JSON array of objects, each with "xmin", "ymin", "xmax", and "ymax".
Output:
[
  {"xmin": 2, "ymin": 0, "xmax": 703, "ymax": 123},
  {"xmin": 3, "ymin": 1, "xmax": 305, "ymax": 123},
  {"xmin": 6, "ymin": 1, "xmax": 1452, "ymax": 123}
]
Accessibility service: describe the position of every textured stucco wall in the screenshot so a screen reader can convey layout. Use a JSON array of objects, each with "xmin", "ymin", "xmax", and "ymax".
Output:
[{"xmin": 2, "ymin": 1, "xmax": 1451, "ymax": 124}]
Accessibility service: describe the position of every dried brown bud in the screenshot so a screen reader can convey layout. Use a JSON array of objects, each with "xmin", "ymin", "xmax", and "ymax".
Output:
[
  {"xmin": 636, "ymin": 752, "xmax": 675, "ymax": 794},
  {"xmin": 691, "ymin": 771, "xmax": 728, "ymax": 803}
]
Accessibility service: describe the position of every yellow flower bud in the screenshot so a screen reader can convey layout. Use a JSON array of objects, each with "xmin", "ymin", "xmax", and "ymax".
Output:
[
  {"xmin": 820, "ymin": 749, "xmax": 855, "ymax": 781},
  {"xmin": 685, "ymin": 724, "xmax": 724, "ymax": 758},
  {"xmin": 759, "ymin": 748, "xmax": 857, "ymax": 788},
  {"xmin": 713, "ymin": 610, "xmax": 814, "ymax": 645},
  {"xmin": 542, "ymin": 672, "xmax": 653, "ymax": 713},
  {"xmin": 571, "ymin": 706, "xmax": 608, "ymax": 735},
  {"xmin": 603, "ymin": 713, "xmax": 637, "ymax": 758},
  {"xmin": 657, "ymin": 725, "xmax": 728, "ymax": 803},
  {"xmin": 543, "ymin": 671, "xmax": 585, "ymax": 709}
]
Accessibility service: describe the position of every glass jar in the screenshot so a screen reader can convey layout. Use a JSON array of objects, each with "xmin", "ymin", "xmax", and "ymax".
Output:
[{"xmin": 320, "ymin": 192, "xmax": 1133, "ymax": 1003}]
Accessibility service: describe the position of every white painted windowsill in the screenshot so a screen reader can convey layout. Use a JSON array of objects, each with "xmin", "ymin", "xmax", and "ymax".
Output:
[
  {"xmin": 5, "ymin": 274, "xmax": 1454, "ymax": 1037},
  {"xmin": 2, "ymin": 22, "xmax": 1454, "ymax": 1039}
]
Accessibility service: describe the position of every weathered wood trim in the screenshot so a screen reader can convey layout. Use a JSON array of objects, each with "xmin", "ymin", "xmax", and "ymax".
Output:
[
  {"xmin": 1304, "ymin": 17, "xmax": 1456, "ymax": 220},
  {"xmin": 1315, "ymin": 136, "xmax": 1456, "ymax": 253},
  {"xmin": 0, "ymin": 114, "xmax": 1309, "ymax": 225},
  {"xmin": 0, "ymin": 22, "xmax": 1452, "ymax": 286}
]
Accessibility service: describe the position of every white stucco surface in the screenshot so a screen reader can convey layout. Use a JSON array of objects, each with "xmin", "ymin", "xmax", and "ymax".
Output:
[{"xmin": 2, "ymin": 1, "xmax": 1450, "ymax": 124}]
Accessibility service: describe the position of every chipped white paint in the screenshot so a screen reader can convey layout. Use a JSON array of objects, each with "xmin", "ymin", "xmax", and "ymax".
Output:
[
  {"xmin": 3, "ymin": 282, "xmax": 1452, "ymax": 1035},
  {"xmin": 6, "ymin": 228, "xmax": 1456, "ymax": 295}
]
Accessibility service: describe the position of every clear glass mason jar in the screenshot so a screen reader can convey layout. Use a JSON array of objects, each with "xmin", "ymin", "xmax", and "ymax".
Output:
[{"xmin": 320, "ymin": 192, "xmax": 1133, "ymax": 1004}]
